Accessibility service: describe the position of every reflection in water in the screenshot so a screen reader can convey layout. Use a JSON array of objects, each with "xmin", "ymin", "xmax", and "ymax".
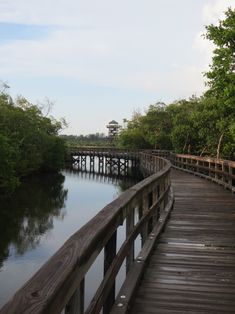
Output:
[
  {"xmin": 0, "ymin": 166, "xmax": 142, "ymax": 308},
  {"xmin": 68, "ymin": 163, "xmax": 143, "ymax": 192},
  {"xmin": 0, "ymin": 173, "xmax": 67, "ymax": 270}
]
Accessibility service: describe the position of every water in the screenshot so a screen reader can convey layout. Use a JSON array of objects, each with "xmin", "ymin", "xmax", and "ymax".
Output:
[{"xmin": 0, "ymin": 166, "xmax": 141, "ymax": 308}]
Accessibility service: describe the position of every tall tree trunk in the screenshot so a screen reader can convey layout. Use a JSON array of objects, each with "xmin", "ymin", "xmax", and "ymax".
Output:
[
  {"xmin": 216, "ymin": 132, "xmax": 224, "ymax": 159},
  {"xmin": 187, "ymin": 144, "xmax": 191, "ymax": 154},
  {"xmin": 200, "ymin": 146, "xmax": 207, "ymax": 156},
  {"xmin": 183, "ymin": 134, "xmax": 189, "ymax": 153}
]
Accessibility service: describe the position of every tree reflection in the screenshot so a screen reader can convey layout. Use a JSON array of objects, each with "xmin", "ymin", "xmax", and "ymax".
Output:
[
  {"xmin": 0, "ymin": 172, "xmax": 67, "ymax": 268},
  {"xmin": 67, "ymin": 165, "xmax": 143, "ymax": 192},
  {"xmin": 0, "ymin": 166, "xmax": 143, "ymax": 272}
]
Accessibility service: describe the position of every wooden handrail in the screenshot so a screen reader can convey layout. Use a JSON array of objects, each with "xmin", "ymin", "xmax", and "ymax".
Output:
[
  {"xmin": 68, "ymin": 147, "xmax": 139, "ymax": 154},
  {"xmin": 0, "ymin": 153, "xmax": 173, "ymax": 314},
  {"xmin": 3, "ymin": 148, "xmax": 233, "ymax": 313},
  {"xmin": 171, "ymin": 153, "xmax": 235, "ymax": 192}
]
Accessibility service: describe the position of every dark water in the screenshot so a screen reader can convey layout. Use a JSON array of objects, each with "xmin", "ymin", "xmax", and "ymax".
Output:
[{"xmin": 0, "ymin": 166, "xmax": 141, "ymax": 309}]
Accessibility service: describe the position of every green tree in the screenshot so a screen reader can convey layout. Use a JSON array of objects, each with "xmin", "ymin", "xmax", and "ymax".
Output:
[
  {"xmin": 141, "ymin": 103, "xmax": 172, "ymax": 150},
  {"xmin": 113, "ymin": 8, "xmax": 235, "ymax": 159},
  {"xmin": 167, "ymin": 99, "xmax": 200, "ymax": 154},
  {"xmin": 0, "ymin": 134, "xmax": 19, "ymax": 194},
  {"xmin": 204, "ymin": 8, "xmax": 235, "ymax": 158},
  {"xmin": 0, "ymin": 88, "xmax": 66, "ymax": 195},
  {"xmin": 118, "ymin": 110, "xmax": 150, "ymax": 148}
]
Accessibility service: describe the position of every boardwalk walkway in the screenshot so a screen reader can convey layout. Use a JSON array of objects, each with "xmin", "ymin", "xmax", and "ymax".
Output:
[{"xmin": 130, "ymin": 169, "xmax": 235, "ymax": 314}]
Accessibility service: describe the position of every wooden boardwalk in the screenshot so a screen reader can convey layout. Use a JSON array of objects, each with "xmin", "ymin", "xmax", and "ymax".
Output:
[{"xmin": 130, "ymin": 169, "xmax": 235, "ymax": 314}]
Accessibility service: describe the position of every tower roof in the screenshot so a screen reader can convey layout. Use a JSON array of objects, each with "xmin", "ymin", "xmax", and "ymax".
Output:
[{"xmin": 108, "ymin": 120, "xmax": 118, "ymax": 125}]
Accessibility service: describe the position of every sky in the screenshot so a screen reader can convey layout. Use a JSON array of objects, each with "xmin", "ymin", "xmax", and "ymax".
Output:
[{"xmin": 0, "ymin": 0, "xmax": 235, "ymax": 135}]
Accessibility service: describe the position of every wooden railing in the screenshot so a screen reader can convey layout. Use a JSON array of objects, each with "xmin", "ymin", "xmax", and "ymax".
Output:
[
  {"xmin": 68, "ymin": 147, "xmax": 138, "ymax": 153},
  {"xmin": 67, "ymin": 147, "xmax": 139, "ymax": 157},
  {"xmin": 171, "ymin": 153, "xmax": 235, "ymax": 192},
  {"xmin": 68, "ymin": 147, "xmax": 170, "ymax": 157},
  {"xmin": 0, "ymin": 152, "xmax": 173, "ymax": 314}
]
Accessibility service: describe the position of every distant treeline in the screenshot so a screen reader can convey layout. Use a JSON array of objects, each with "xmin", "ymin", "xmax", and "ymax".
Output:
[
  {"xmin": 61, "ymin": 133, "xmax": 109, "ymax": 147},
  {"xmin": 117, "ymin": 97, "xmax": 235, "ymax": 160},
  {"xmin": 0, "ymin": 88, "xmax": 65, "ymax": 196},
  {"xmin": 118, "ymin": 8, "xmax": 235, "ymax": 160}
]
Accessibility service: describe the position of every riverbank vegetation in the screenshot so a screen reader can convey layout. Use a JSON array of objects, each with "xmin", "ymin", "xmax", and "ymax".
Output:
[
  {"xmin": 0, "ymin": 87, "xmax": 66, "ymax": 196},
  {"xmin": 61, "ymin": 133, "xmax": 108, "ymax": 147},
  {"xmin": 118, "ymin": 8, "xmax": 235, "ymax": 160}
]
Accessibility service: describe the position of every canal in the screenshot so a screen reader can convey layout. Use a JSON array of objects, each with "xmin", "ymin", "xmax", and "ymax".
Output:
[{"xmin": 0, "ymin": 165, "xmax": 142, "ymax": 309}]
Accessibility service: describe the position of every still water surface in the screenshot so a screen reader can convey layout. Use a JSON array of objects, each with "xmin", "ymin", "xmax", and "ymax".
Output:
[{"xmin": 0, "ymin": 166, "xmax": 141, "ymax": 308}]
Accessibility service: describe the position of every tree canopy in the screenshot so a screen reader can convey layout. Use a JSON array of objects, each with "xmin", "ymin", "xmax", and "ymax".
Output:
[
  {"xmin": 118, "ymin": 8, "xmax": 235, "ymax": 160},
  {"xmin": 0, "ymin": 88, "xmax": 66, "ymax": 196},
  {"xmin": 61, "ymin": 133, "xmax": 107, "ymax": 147}
]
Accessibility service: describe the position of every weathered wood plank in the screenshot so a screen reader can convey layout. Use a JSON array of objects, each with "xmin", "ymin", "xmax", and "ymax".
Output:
[{"xmin": 129, "ymin": 169, "xmax": 235, "ymax": 313}]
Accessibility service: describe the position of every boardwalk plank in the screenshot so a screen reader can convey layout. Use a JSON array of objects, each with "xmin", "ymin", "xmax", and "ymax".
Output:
[{"xmin": 130, "ymin": 169, "xmax": 235, "ymax": 313}]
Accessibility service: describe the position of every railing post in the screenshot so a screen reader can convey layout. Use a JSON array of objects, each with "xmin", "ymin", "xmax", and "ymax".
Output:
[
  {"xmin": 228, "ymin": 164, "xmax": 233, "ymax": 190},
  {"xmin": 103, "ymin": 230, "xmax": 117, "ymax": 314},
  {"xmin": 65, "ymin": 279, "xmax": 85, "ymax": 314},
  {"xmin": 208, "ymin": 161, "xmax": 211, "ymax": 178},
  {"xmin": 187, "ymin": 158, "xmax": 190, "ymax": 170},
  {"xmin": 196, "ymin": 159, "xmax": 199, "ymax": 174},
  {"xmin": 152, "ymin": 186, "xmax": 159, "ymax": 225},
  {"xmin": 147, "ymin": 191, "xmax": 153, "ymax": 233},
  {"xmin": 215, "ymin": 162, "xmax": 218, "ymax": 181},
  {"xmin": 163, "ymin": 175, "xmax": 169, "ymax": 208},
  {"xmin": 159, "ymin": 179, "xmax": 165, "ymax": 217},
  {"xmin": 144, "ymin": 193, "xmax": 150, "ymax": 243},
  {"xmin": 126, "ymin": 207, "xmax": 134, "ymax": 274},
  {"xmin": 221, "ymin": 161, "xmax": 224, "ymax": 186}
]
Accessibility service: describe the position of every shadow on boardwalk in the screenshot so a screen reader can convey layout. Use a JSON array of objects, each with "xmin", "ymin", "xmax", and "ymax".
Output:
[{"xmin": 130, "ymin": 169, "xmax": 235, "ymax": 314}]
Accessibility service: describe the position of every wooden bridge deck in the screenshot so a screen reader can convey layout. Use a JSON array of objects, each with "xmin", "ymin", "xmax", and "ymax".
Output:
[{"xmin": 130, "ymin": 169, "xmax": 235, "ymax": 314}]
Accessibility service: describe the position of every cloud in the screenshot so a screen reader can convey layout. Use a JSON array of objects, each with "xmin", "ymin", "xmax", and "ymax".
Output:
[
  {"xmin": 192, "ymin": 0, "xmax": 235, "ymax": 90},
  {"xmin": 0, "ymin": 22, "xmax": 182, "ymax": 88},
  {"xmin": 193, "ymin": 31, "xmax": 214, "ymax": 66},
  {"xmin": 0, "ymin": 1, "xmax": 86, "ymax": 26},
  {"xmin": 0, "ymin": 0, "xmax": 234, "ymax": 102},
  {"xmin": 0, "ymin": 0, "xmax": 173, "ymax": 28},
  {"xmin": 202, "ymin": 0, "xmax": 235, "ymax": 24}
]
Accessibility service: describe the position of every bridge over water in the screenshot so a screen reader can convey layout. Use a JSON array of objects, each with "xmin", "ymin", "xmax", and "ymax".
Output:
[{"xmin": 1, "ymin": 148, "xmax": 235, "ymax": 314}]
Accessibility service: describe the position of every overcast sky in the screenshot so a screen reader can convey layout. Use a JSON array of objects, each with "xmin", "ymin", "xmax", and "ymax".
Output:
[{"xmin": 0, "ymin": 0, "xmax": 234, "ymax": 135}]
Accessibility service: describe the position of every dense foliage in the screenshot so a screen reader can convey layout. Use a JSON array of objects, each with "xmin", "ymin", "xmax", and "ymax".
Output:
[
  {"xmin": 0, "ymin": 89, "xmax": 66, "ymax": 195},
  {"xmin": 118, "ymin": 8, "xmax": 235, "ymax": 160},
  {"xmin": 61, "ymin": 133, "xmax": 108, "ymax": 147}
]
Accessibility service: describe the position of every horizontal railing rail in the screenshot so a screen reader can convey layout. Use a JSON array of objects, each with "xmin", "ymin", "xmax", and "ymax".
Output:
[
  {"xmin": 67, "ymin": 147, "xmax": 171, "ymax": 157},
  {"xmin": 171, "ymin": 153, "xmax": 235, "ymax": 192},
  {"xmin": 66, "ymin": 147, "xmax": 140, "ymax": 164},
  {"xmin": 0, "ymin": 152, "xmax": 173, "ymax": 314},
  {"xmin": 68, "ymin": 147, "xmax": 140, "ymax": 154}
]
